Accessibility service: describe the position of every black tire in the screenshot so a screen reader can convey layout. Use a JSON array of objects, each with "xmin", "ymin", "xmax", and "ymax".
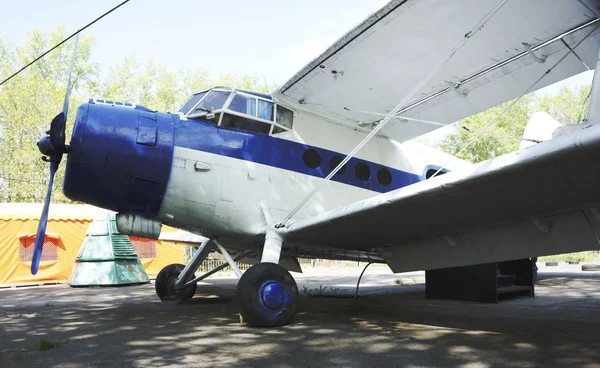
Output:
[
  {"xmin": 237, "ymin": 263, "xmax": 298, "ymax": 327},
  {"xmin": 546, "ymin": 262, "xmax": 558, "ymax": 266},
  {"xmin": 582, "ymin": 264, "xmax": 600, "ymax": 271},
  {"xmin": 155, "ymin": 264, "xmax": 197, "ymax": 302}
]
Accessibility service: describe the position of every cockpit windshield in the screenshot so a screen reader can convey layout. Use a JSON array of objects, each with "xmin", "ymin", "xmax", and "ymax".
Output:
[
  {"xmin": 188, "ymin": 90, "xmax": 230, "ymax": 116},
  {"xmin": 179, "ymin": 91, "xmax": 206, "ymax": 114},
  {"xmin": 180, "ymin": 87, "xmax": 294, "ymax": 136}
]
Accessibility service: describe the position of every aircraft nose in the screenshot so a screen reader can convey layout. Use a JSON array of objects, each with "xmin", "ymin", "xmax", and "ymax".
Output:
[{"xmin": 63, "ymin": 101, "xmax": 176, "ymax": 217}]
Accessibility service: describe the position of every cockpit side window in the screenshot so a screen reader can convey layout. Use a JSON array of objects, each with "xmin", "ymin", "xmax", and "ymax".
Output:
[
  {"xmin": 258, "ymin": 100, "xmax": 274, "ymax": 121},
  {"xmin": 182, "ymin": 88, "xmax": 294, "ymax": 135},
  {"xmin": 276, "ymin": 105, "xmax": 293, "ymax": 130},
  {"xmin": 229, "ymin": 94, "xmax": 257, "ymax": 116},
  {"xmin": 221, "ymin": 113, "xmax": 271, "ymax": 134}
]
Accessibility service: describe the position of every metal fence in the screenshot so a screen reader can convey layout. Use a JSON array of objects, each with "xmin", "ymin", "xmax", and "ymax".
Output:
[
  {"xmin": 184, "ymin": 245, "xmax": 600, "ymax": 275},
  {"xmin": 184, "ymin": 246, "xmax": 361, "ymax": 274},
  {"xmin": 197, "ymin": 258, "xmax": 252, "ymax": 273}
]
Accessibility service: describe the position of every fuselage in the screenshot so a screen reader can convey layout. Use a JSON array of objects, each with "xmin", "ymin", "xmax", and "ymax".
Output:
[{"xmin": 63, "ymin": 89, "xmax": 467, "ymax": 242}]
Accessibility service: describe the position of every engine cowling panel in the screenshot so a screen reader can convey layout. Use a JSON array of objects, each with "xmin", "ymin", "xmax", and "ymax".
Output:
[{"xmin": 63, "ymin": 100, "xmax": 176, "ymax": 218}]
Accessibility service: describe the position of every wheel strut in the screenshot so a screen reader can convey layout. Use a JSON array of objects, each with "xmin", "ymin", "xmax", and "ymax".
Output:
[
  {"xmin": 236, "ymin": 228, "xmax": 298, "ymax": 327},
  {"xmin": 173, "ymin": 238, "xmax": 214, "ymax": 290}
]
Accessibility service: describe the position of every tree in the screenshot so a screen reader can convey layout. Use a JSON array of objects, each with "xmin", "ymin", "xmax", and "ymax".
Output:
[
  {"xmin": 437, "ymin": 86, "xmax": 592, "ymax": 163},
  {"xmin": 0, "ymin": 27, "xmax": 97, "ymax": 203},
  {"xmin": 437, "ymin": 96, "xmax": 533, "ymax": 163},
  {"xmin": 98, "ymin": 58, "xmax": 278, "ymax": 112},
  {"xmin": 535, "ymin": 85, "xmax": 591, "ymax": 125}
]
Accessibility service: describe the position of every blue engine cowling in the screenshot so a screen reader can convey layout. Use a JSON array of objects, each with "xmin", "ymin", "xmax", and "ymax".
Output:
[{"xmin": 63, "ymin": 100, "xmax": 176, "ymax": 218}]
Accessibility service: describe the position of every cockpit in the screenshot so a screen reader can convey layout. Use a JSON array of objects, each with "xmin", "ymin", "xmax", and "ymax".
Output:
[{"xmin": 179, "ymin": 87, "xmax": 294, "ymax": 135}]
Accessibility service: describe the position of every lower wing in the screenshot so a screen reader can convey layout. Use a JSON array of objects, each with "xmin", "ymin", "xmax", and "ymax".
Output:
[{"xmin": 282, "ymin": 124, "xmax": 600, "ymax": 272}]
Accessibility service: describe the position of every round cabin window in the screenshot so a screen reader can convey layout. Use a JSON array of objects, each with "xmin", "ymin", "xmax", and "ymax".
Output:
[
  {"xmin": 302, "ymin": 149, "xmax": 321, "ymax": 169},
  {"xmin": 355, "ymin": 162, "xmax": 371, "ymax": 182},
  {"xmin": 425, "ymin": 168, "xmax": 448, "ymax": 179},
  {"xmin": 377, "ymin": 168, "xmax": 392, "ymax": 187},
  {"xmin": 329, "ymin": 155, "xmax": 347, "ymax": 175}
]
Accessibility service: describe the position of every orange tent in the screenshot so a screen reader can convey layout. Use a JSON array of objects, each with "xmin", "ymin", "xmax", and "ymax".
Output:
[{"xmin": 0, "ymin": 203, "xmax": 185, "ymax": 286}]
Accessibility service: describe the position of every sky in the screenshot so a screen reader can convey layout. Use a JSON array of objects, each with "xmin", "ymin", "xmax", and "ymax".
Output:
[
  {"xmin": 0, "ymin": 0, "xmax": 595, "ymax": 129},
  {"xmin": 1, "ymin": 0, "xmax": 594, "ymax": 90},
  {"xmin": 0, "ymin": 0, "xmax": 389, "ymax": 85}
]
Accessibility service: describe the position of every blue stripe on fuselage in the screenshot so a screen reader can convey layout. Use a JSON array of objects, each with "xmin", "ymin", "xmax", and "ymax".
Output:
[{"xmin": 174, "ymin": 118, "xmax": 422, "ymax": 193}]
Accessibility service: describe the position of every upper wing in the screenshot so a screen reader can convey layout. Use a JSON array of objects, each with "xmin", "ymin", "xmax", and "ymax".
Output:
[
  {"xmin": 274, "ymin": 0, "xmax": 600, "ymax": 142},
  {"xmin": 282, "ymin": 124, "xmax": 600, "ymax": 271}
]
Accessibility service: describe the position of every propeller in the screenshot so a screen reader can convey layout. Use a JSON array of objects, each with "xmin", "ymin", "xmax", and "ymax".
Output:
[{"xmin": 31, "ymin": 34, "xmax": 79, "ymax": 275}]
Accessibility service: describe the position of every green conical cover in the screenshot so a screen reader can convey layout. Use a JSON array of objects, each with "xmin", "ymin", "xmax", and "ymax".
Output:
[{"xmin": 68, "ymin": 211, "xmax": 150, "ymax": 286}]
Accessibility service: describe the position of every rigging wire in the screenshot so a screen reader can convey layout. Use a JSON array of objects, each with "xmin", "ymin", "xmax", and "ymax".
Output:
[
  {"xmin": 0, "ymin": 2, "xmax": 132, "ymax": 191},
  {"xmin": 429, "ymin": 22, "xmax": 600, "ymax": 178},
  {"xmin": 460, "ymin": 125, "xmax": 541, "ymax": 143},
  {"xmin": 275, "ymin": 0, "xmax": 510, "ymax": 228},
  {"xmin": 578, "ymin": 87, "xmax": 593, "ymax": 123},
  {"xmin": 0, "ymin": 0, "xmax": 132, "ymax": 88}
]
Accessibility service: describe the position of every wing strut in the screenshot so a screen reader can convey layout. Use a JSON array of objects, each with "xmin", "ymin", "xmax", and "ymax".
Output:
[
  {"xmin": 275, "ymin": 0, "xmax": 510, "ymax": 228},
  {"xmin": 585, "ymin": 34, "xmax": 600, "ymax": 124},
  {"xmin": 429, "ymin": 22, "xmax": 600, "ymax": 179}
]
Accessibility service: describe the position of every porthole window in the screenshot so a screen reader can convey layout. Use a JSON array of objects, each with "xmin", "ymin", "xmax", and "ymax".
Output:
[
  {"xmin": 425, "ymin": 168, "xmax": 447, "ymax": 179},
  {"xmin": 355, "ymin": 162, "xmax": 371, "ymax": 182},
  {"xmin": 377, "ymin": 168, "xmax": 392, "ymax": 187},
  {"xmin": 303, "ymin": 149, "xmax": 321, "ymax": 169},
  {"xmin": 329, "ymin": 155, "xmax": 347, "ymax": 175}
]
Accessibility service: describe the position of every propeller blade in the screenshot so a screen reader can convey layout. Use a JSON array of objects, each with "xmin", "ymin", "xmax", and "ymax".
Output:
[
  {"xmin": 50, "ymin": 34, "xmax": 79, "ymax": 153},
  {"xmin": 32, "ymin": 34, "xmax": 79, "ymax": 275},
  {"xmin": 31, "ymin": 161, "xmax": 59, "ymax": 275},
  {"xmin": 48, "ymin": 112, "xmax": 66, "ymax": 156},
  {"xmin": 62, "ymin": 34, "xmax": 79, "ymax": 124}
]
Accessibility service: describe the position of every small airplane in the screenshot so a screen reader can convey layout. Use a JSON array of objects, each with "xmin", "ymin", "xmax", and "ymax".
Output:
[{"xmin": 31, "ymin": 0, "xmax": 600, "ymax": 327}]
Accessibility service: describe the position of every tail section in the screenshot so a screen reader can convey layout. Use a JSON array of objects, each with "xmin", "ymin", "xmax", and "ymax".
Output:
[{"xmin": 520, "ymin": 112, "xmax": 562, "ymax": 150}]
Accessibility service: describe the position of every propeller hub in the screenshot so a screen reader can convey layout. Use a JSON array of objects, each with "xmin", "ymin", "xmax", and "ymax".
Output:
[{"xmin": 37, "ymin": 136, "xmax": 53, "ymax": 156}]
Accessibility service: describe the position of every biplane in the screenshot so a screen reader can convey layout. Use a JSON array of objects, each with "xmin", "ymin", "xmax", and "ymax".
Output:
[{"xmin": 33, "ymin": 0, "xmax": 600, "ymax": 326}]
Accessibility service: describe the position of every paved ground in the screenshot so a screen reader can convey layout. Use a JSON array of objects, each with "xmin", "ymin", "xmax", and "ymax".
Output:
[{"xmin": 1, "ymin": 264, "xmax": 599, "ymax": 367}]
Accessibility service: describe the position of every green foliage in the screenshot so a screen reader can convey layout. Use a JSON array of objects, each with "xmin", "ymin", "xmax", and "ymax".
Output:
[
  {"xmin": 96, "ymin": 57, "xmax": 277, "ymax": 112},
  {"xmin": 437, "ymin": 96, "xmax": 533, "ymax": 163},
  {"xmin": 34, "ymin": 338, "xmax": 62, "ymax": 351},
  {"xmin": 312, "ymin": 285, "xmax": 327, "ymax": 296},
  {"xmin": 0, "ymin": 27, "xmax": 96, "ymax": 203},
  {"xmin": 437, "ymin": 86, "xmax": 592, "ymax": 163},
  {"xmin": 536, "ymin": 86, "xmax": 591, "ymax": 125},
  {"xmin": 0, "ymin": 26, "xmax": 590, "ymax": 203},
  {"xmin": 0, "ymin": 27, "xmax": 278, "ymax": 203},
  {"xmin": 539, "ymin": 251, "xmax": 600, "ymax": 263},
  {"xmin": 301, "ymin": 285, "xmax": 310, "ymax": 296}
]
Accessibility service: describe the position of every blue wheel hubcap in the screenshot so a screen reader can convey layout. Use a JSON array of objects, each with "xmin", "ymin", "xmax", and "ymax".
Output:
[{"xmin": 262, "ymin": 282, "xmax": 285, "ymax": 310}]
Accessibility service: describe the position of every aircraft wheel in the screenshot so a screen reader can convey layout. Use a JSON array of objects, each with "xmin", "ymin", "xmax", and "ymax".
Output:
[
  {"xmin": 237, "ymin": 262, "xmax": 298, "ymax": 327},
  {"xmin": 155, "ymin": 263, "xmax": 197, "ymax": 302}
]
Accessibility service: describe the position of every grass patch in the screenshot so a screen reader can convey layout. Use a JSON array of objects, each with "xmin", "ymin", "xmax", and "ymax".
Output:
[
  {"xmin": 312, "ymin": 285, "xmax": 328, "ymax": 297},
  {"xmin": 539, "ymin": 251, "xmax": 600, "ymax": 263},
  {"xmin": 34, "ymin": 338, "xmax": 63, "ymax": 351}
]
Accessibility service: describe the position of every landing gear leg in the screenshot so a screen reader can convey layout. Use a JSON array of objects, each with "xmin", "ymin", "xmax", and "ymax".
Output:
[
  {"xmin": 236, "ymin": 230, "xmax": 299, "ymax": 327},
  {"xmin": 155, "ymin": 238, "xmax": 214, "ymax": 302}
]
